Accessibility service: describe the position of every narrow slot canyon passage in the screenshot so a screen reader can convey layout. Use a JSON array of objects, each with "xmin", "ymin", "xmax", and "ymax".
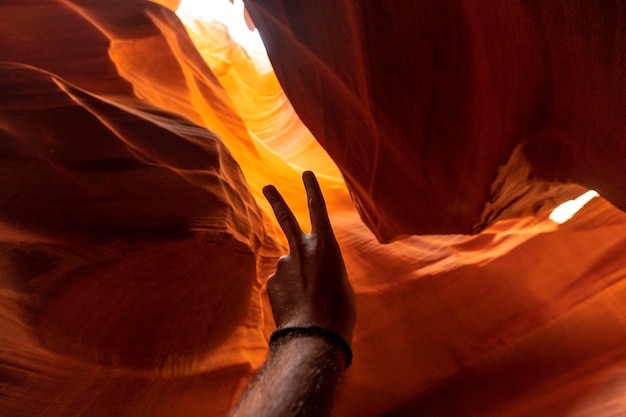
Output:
[{"xmin": 1, "ymin": 1, "xmax": 626, "ymax": 416}]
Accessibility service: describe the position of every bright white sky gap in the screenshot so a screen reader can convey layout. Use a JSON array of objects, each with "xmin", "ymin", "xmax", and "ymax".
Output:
[
  {"xmin": 177, "ymin": 0, "xmax": 267, "ymax": 54},
  {"xmin": 549, "ymin": 190, "xmax": 599, "ymax": 224}
]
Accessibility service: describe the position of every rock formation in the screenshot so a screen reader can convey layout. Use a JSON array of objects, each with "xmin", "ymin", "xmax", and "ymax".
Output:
[{"xmin": 1, "ymin": 1, "xmax": 626, "ymax": 416}]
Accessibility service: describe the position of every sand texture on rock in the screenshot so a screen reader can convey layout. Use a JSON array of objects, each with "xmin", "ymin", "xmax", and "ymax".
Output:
[{"xmin": 1, "ymin": 1, "xmax": 626, "ymax": 416}]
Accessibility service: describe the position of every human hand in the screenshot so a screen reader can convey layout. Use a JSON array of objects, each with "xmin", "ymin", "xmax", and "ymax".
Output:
[{"xmin": 263, "ymin": 171, "xmax": 356, "ymax": 344}]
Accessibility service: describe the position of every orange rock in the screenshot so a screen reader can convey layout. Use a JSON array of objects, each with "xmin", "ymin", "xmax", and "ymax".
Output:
[
  {"xmin": 2, "ymin": 1, "xmax": 626, "ymax": 417},
  {"xmin": 245, "ymin": 0, "xmax": 626, "ymax": 240}
]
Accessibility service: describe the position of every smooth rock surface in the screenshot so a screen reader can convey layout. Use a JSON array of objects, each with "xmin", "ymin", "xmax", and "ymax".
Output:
[{"xmin": 1, "ymin": 1, "xmax": 626, "ymax": 416}]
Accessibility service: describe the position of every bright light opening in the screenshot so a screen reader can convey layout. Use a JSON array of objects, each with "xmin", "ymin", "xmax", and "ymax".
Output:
[
  {"xmin": 549, "ymin": 190, "xmax": 599, "ymax": 224},
  {"xmin": 176, "ymin": 0, "xmax": 267, "ymax": 55}
]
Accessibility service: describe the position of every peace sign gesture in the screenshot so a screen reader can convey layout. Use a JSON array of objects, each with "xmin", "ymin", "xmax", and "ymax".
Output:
[{"xmin": 263, "ymin": 171, "xmax": 356, "ymax": 344}]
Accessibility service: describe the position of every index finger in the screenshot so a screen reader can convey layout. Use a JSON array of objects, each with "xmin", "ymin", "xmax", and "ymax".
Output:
[
  {"xmin": 263, "ymin": 184, "xmax": 303, "ymax": 253},
  {"xmin": 302, "ymin": 171, "xmax": 332, "ymax": 233}
]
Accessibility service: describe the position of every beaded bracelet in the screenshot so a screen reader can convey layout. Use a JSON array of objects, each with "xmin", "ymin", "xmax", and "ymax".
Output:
[{"xmin": 269, "ymin": 326, "xmax": 353, "ymax": 369}]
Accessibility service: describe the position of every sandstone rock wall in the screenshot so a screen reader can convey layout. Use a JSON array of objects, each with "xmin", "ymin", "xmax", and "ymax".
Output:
[{"xmin": 1, "ymin": 1, "xmax": 626, "ymax": 416}]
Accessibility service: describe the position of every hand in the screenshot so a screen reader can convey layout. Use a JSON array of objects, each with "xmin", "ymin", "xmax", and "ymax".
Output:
[{"xmin": 263, "ymin": 171, "xmax": 356, "ymax": 344}]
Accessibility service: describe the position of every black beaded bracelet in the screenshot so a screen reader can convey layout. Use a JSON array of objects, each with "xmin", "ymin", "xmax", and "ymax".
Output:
[{"xmin": 269, "ymin": 326, "xmax": 353, "ymax": 369}]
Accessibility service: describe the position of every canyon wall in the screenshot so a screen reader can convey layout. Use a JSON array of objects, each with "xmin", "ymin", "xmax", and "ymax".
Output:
[{"xmin": 1, "ymin": 1, "xmax": 626, "ymax": 416}]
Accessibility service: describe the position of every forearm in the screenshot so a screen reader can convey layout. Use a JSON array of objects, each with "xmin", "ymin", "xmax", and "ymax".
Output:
[{"xmin": 229, "ymin": 336, "xmax": 347, "ymax": 417}]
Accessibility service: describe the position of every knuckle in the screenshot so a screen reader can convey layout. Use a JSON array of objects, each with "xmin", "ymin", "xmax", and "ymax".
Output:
[
  {"xmin": 277, "ymin": 212, "xmax": 292, "ymax": 224},
  {"xmin": 266, "ymin": 275, "xmax": 277, "ymax": 290},
  {"xmin": 276, "ymin": 255, "xmax": 290, "ymax": 267}
]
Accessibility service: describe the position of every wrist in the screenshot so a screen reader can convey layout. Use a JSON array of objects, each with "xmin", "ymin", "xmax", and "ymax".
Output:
[{"xmin": 269, "ymin": 326, "xmax": 353, "ymax": 369}]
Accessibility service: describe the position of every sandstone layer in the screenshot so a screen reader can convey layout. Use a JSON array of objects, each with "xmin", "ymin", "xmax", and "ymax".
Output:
[{"xmin": 1, "ymin": 1, "xmax": 626, "ymax": 416}]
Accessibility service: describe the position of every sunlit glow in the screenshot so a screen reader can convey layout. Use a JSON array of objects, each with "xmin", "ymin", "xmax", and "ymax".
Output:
[
  {"xmin": 549, "ymin": 190, "xmax": 599, "ymax": 224},
  {"xmin": 176, "ymin": 0, "xmax": 267, "ymax": 55}
]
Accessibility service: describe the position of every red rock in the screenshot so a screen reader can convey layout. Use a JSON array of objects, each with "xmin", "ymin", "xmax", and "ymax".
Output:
[
  {"xmin": 246, "ymin": 0, "xmax": 626, "ymax": 240},
  {"xmin": 2, "ymin": 1, "xmax": 626, "ymax": 417}
]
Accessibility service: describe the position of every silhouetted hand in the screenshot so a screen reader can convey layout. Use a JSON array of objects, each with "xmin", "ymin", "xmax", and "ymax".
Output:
[{"xmin": 263, "ymin": 171, "xmax": 356, "ymax": 344}]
